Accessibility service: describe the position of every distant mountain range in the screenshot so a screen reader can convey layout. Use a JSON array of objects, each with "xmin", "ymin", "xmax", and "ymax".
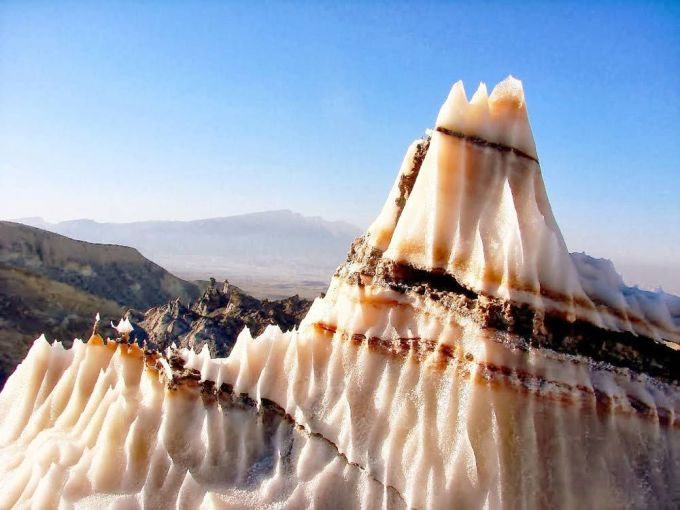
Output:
[{"xmin": 16, "ymin": 211, "xmax": 362, "ymax": 298}]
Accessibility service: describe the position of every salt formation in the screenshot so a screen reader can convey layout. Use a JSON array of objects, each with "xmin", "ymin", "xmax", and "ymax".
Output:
[
  {"xmin": 368, "ymin": 77, "xmax": 679, "ymax": 343},
  {"xmin": 1, "ymin": 77, "xmax": 679, "ymax": 509}
]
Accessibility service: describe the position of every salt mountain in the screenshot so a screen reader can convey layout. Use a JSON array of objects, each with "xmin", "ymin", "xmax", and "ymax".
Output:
[{"xmin": 1, "ymin": 77, "xmax": 679, "ymax": 509}]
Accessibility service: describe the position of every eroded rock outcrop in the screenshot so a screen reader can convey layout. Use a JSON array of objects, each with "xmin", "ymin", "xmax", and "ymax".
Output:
[{"xmin": 136, "ymin": 278, "xmax": 311, "ymax": 357}]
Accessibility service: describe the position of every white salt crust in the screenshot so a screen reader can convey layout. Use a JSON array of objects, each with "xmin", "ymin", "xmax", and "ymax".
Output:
[
  {"xmin": 0, "ymin": 318, "xmax": 678, "ymax": 509},
  {"xmin": 111, "ymin": 318, "xmax": 134, "ymax": 336},
  {"xmin": 0, "ymin": 337, "xmax": 399, "ymax": 510}
]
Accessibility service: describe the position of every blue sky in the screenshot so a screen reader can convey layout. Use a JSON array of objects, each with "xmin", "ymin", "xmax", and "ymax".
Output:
[{"xmin": 1, "ymin": 2, "xmax": 678, "ymax": 286}]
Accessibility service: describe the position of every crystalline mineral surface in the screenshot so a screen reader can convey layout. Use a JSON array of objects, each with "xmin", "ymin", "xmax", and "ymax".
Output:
[{"xmin": 1, "ymin": 77, "xmax": 678, "ymax": 509}]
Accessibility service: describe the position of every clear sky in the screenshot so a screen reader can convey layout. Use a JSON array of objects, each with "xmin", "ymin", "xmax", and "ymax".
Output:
[{"xmin": 1, "ymin": 2, "xmax": 678, "ymax": 288}]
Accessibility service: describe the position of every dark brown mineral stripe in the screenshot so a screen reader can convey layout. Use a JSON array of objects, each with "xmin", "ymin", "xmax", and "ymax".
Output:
[
  {"xmin": 435, "ymin": 126, "xmax": 539, "ymax": 163},
  {"xmin": 337, "ymin": 237, "xmax": 679, "ymax": 384},
  {"xmin": 311, "ymin": 322, "xmax": 677, "ymax": 427}
]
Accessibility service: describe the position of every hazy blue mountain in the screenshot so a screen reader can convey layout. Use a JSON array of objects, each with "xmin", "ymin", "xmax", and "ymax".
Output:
[{"xmin": 15, "ymin": 211, "xmax": 362, "ymax": 298}]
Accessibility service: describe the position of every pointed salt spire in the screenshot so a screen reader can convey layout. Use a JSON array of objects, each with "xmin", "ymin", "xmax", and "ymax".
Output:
[
  {"xmin": 435, "ymin": 80, "xmax": 469, "ymax": 132},
  {"xmin": 487, "ymin": 75, "xmax": 537, "ymax": 159},
  {"xmin": 466, "ymin": 82, "xmax": 492, "ymax": 140},
  {"xmin": 470, "ymin": 82, "xmax": 489, "ymax": 105},
  {"xmin": 111, "ymin": 318, "xmax": 134, "ymax": 338},
  {"xmin": 433, "ymin": 76, "xmax": 537, "ymax": 161},
  {"xmin": 366, "ymin": 134, "xmax": 431, "ymax": 251},
  {"xmin": 489, "ymin": 75, "xmax": 525, "ymax": 108},
  {"xmin": 90, "ymin": 313, "xmax": 101, "ymax": 339},
  {"xmin": 381, "ymin": 75, "xmax": 587, "ymax": 318},
  {"xmin": 448, "ymin": 80, "xmax": 468, "ymax": 103}
]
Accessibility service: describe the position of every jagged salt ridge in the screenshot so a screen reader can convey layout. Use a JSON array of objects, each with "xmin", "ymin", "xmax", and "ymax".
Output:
[
  {"xmin": 0, "ymin": 336, "xmax": 402, "ymax": 509},
  {"xmin": 1, "ymin": 321, "xmax": 677, "ymax": 508}
]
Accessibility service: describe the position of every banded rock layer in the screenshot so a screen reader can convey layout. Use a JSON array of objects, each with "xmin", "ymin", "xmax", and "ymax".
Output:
[{"xmin": 0, "ymin": 77, "xmax": 678, "ymax": 509}]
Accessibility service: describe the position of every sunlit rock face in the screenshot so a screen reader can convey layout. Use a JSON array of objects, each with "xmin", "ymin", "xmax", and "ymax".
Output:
[{"xmin": 1, "ymin": 77, "xmax": 679, "ymax": 509}]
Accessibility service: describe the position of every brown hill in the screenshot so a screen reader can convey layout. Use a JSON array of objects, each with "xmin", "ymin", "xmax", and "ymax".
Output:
[
  {"xmin": 0, "ymin": 221, "xmax": 201, "ymax": 387},
  {"xmin": 0, "ymin": 221, "xmax": 200, "ymax": 309},
  {"xmin": 0, "ymin": 263, "xmax": 124, "ymax": 385}
]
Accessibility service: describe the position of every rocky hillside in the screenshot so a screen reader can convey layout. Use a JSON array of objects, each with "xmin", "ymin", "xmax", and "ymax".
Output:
[
  {"xmin": 0, "ymin": 221, "xmax": 313, "ymax": 387},
  {"xmin": 0, "ymin": 222, "xmax": 201, "ymax": 387},
  {"xmin": 0, "ymin": 222, "xmax": 200, "ymax": 309},
  {"xmin": 133, "ymin": 278, "xmax": 312, "ymax": 357},
  {"xmin": 0, "ymin": 263, "xmax": 125, "ymax": 382}
]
